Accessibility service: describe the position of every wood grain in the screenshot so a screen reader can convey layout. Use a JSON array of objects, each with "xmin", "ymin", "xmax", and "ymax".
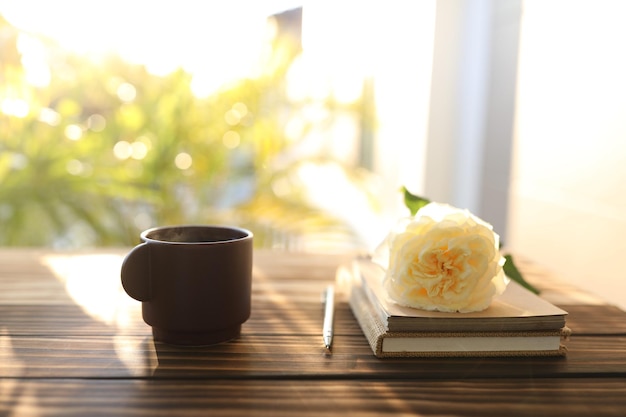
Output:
[
  {"xmin": 1, "ymin": 379, "xmax": 625, "ymax": 417},
  {"xmin": 1, "ymin": 249, "xmax": 626, "ymax": 416},
  {"xmin": 2, "ymin": 333, "xmax": 626, "ymax": 379}
]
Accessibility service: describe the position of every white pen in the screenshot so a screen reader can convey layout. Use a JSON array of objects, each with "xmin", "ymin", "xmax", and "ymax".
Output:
[{"xmin": 323, "ymin": 284, "xmax": 335, "ymax": 349}]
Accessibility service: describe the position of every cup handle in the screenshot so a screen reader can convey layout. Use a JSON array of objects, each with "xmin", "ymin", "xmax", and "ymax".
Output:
[{"xmin": 121, "ymin": 243, "xmax": 152, "ymax": 302}]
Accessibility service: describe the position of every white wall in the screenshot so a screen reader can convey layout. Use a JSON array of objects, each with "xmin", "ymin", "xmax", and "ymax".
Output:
[
  {"xmin": 424, "ymin": 0, "xmax": 521, "ymax": 241},
  {"xmin": 372, "ymin": 1, "xmax": 437, "ymax": 224},
  {"xmin": 508, "ymin": 0, "xmax": 626, "ymax": 309}
]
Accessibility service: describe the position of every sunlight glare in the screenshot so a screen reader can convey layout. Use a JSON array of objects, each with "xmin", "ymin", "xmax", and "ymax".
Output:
[
  {"xmin": 0, "ymin": 333, "xmax": 26, "ymax": 399},
  {"xmin": 16, "ymin": 33, "xmax": 51, "ymax": 87},
  {"xmin": 42, "ymin": 254, "xmax": 135, "ymax": 327},
  {"xmin": 286, "ymin": 2, "xmax": 381, "ymax": 103},
  {"xmin": 0, "ymin": 0, "xmax": 301, "ymax": 95},
  {"xmin": 0, "ymin": 98, "xmax": 29, "ymax": 118},
  {"xmin": 40, "ymin": 253, "xmax": 157, "ymax": 376},
  {"xmin": 296, "ymin": 161, "xmax": 387, "ymax": 246}
]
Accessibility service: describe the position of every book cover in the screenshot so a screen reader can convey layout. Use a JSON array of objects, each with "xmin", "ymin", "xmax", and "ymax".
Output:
[
  {"xmin": 354, "ymin": 259, "xmax": 568, "ymax": 332},
  {"xmin": 347, "ymin": 259, "xmax": 570, "ymax": 358}
]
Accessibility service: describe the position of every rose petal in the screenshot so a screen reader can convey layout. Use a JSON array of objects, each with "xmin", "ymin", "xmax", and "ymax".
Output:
[{"xmin": 382, "ymin": 202, "xmax": 507, "ymax": 312}]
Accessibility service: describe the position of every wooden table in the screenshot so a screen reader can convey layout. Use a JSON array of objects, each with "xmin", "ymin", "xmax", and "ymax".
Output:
[{"xmin": 1, "ymin": 248, "xmax": 626, "ymax": 416}]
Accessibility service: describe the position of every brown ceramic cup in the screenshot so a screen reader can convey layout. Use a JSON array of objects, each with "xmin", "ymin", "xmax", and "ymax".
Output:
[{"xmin": 121, "ymin": 225, "xmax": 253, "ymax": 346}]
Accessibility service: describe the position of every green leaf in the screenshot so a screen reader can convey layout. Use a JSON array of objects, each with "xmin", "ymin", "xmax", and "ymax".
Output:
[
  {"xmin": 503, "ymin": 254, "xmax": 541, "ymax": 294},
  {"xmin": 402, "ymin": 186, "xmax": 430, "ymax": 216}
]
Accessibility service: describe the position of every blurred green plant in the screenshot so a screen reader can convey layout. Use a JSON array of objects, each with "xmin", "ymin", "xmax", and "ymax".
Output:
[{"xmin": 0, "ymin": 15, "xmax": 370, "ymax": 249}]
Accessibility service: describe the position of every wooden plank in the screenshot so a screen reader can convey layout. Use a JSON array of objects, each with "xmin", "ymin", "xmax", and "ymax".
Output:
[
  {"xmin": 2, "ymin": 300, "xmax": 625, "ymax": 339},
  {"xmin": 1, "ymin": 249, "xmax": 626, "ymax": 416},
  {"xmin": 1, "ymin": 379, "xmax": 625, "ymax": 417},
  {"xmin": 0, "ymin": 300, "xmax": 358, "ymax": 337},
  {"xmin": 557, "ymin": 304, "xmax": 626, "ymax": 335},
  {"xmin": 1, "ymin": 249, "xmax": 607, "ymax": 306},
  {"xmin": 2, "ymin": 333, "xmax": 626, "ymax": 379},
  {"xmin": 0, "ymin": 250, "xmax": 342, "ymax": 306}
]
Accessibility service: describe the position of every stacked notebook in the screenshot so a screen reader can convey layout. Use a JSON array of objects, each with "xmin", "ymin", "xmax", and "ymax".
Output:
[{"xmin": 347, "ymin": 259, "xmax": 570, "ymax": 358}]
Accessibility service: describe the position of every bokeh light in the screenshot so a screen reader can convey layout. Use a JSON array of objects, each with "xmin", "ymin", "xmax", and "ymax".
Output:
[
  {"xmin": 174, "ymin": 152, "xmax": 193, "ymax": 170},
  {"xmin": 113, "ymin": 141, "xmax": 132, "ymax": 160},
  {"xmin": 1, "ymin": 98, "xmax": 29, "ymax": 117},
  {"xmin": 38, "ymin": 108, "xmax": 61, "ymax": 126},
  {"xmin": 116, "ymin": 83, "xmax": 136, "ymax": 102},
  {"xmin": 222, "ymin": 131, "xmax": 241, "ymax": 149},
  {"xmin": 225, "ymin": 103, "xmax": 249, "ymax": 126},
  {"xmin": 87, "ymin": 114, "xmax": 106, "ymax": 132},
  {"xmin": 64, "ymin": 124, "xmax": 83, "ymax": 141}
]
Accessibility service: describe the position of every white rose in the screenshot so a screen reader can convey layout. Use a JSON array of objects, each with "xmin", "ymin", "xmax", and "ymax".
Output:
[{"xmin": 380, "ymin": 202, "xmax": 507, "ymax": 313}]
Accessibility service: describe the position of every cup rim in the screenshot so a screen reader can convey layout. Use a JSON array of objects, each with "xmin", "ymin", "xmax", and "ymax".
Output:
[{"xmin": 140, "ymin": 225, "xmax": 253, "ymax": 245}]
